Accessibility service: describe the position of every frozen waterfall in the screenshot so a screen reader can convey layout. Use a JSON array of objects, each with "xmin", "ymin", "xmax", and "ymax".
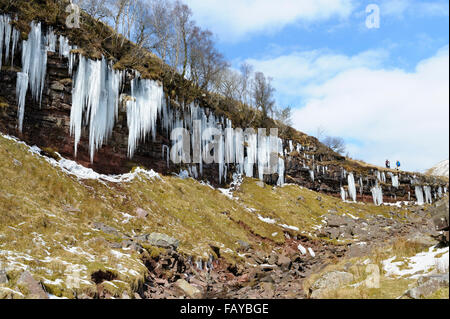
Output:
[
  {"xmin": 415, "ymin": 186, "xmax": 424, "ymax": 205},
  {"xmin": 348, "ymin": 173, "xmax": 357, "ymax": 202}
]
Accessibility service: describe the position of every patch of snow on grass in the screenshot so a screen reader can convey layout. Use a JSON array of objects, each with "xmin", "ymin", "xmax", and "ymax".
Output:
[
  {"xmin": 383, "ymin": 246, "xmax": 449, "ymax": 279},
  {"xmin": 278, "ymin": 224, "xmax": 299, "ymax": 231},
  {"xmin": 257, "ymin": 215, "xmax": 276, "ymax": 224},
  {"xmin": 0, "ymin": 133, "xmax": 161, "ymax": 183}
]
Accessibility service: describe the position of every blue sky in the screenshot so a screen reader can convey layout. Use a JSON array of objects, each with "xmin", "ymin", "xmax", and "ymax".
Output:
[{"xmin": 184, "ymin": 0, "xmax": 449, "ymax": 173}]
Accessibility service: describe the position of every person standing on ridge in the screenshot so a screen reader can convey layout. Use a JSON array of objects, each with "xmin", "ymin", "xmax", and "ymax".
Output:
[
  {"xmin": 396, "ymin": 161, "xmax": 401, "ymax": 171},
  {"xmin": 385, "ymin": 159, "xmax": 390, "ymax": 169}
]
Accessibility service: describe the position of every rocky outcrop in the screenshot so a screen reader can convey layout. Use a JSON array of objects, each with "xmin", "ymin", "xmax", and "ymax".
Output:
[
  {"xmin": 405, "ymin": 274, "xmax": 449, "ymax": 299},
  {"xmin": 309, "ymin": 271, "xmax": 354, "ymax": 299},
  {"xmin": 16, "ymin": 271, "xmax": 48, "ymax": 299}
]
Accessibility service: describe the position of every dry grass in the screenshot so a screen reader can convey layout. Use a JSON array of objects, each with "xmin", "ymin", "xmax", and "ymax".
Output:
[
  {"xmin": 0, "ymin": 134, "xmax": 419, "ymax": 298},
  {"xmin": 302, "ymin": 237, "xmax": 441, "ymax": 299}
]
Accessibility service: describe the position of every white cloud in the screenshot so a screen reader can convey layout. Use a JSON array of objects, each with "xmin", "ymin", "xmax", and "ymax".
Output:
[
  {"xmin": 246, "ymin": 49, "xmax": 389, "ymax": 100},
  {"xmin": 184, "ymin": 0, "xmax": 355, "ymax": 41},
  {"xmin": 290, "ymin": 46, "xmax": 449, "ymax": 172},
  {"xmin": 380, "ymin": 0, "xmax": 449, "ymax": 18}
]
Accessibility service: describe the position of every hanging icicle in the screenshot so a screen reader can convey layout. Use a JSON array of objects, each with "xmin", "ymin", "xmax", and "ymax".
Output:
[
  {"xmin": 348, "ymin": 173, "xmax": 357, "ymax": 202},
  {"xmin": 126, "ymin": 77, "xmax": 163, "ymax": 158},
  {"xmin": 71, "ymin": 55, "xmax": 124, "ymax": 162}
]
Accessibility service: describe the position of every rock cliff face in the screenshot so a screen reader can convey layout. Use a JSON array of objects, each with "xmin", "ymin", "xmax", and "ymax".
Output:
[{"xmin": 0, "ymin": 14, "xmax": 447, "ymax": 204}]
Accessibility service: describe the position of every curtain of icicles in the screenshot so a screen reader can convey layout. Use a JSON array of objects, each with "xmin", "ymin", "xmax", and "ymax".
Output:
[
  {"xmin": 371, "ymin": 183, "xmax": 383, "ymax": 206},
  {"xmin": 2, "ymin": 15, "xmax": 286, "ymax": 185},
  {"xmin": 71, "ymin": 55, "xmax": 123, "ymax": 162},
  {"xmin": 1, "ymin": 15, "xmax": 75, "ymax": 132}
]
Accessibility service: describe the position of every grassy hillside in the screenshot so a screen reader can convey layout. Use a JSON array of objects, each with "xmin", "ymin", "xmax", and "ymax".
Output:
[{"xmin": 0, "ymin": 133, "xmax": 420, "ymax": 298}]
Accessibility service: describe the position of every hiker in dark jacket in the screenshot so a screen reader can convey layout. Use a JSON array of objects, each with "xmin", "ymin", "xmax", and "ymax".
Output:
[{"xmin": 385, "ymin": 160, "xmax": 390, "ymax": 169}]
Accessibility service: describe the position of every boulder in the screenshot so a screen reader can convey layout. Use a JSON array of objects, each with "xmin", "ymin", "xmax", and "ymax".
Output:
[
  {"xmin": 135, "ymin": 208, "xmax": 149, "ymax": 219},
  {"xmin": 277, "ymin": 255, "xmax": 292, "ymax": 271},
  {"xmin": 147, "ymin": 233, "xmax": 179, "ymax": 249},
  {"xmin": 237, "ymin": 240, "xmax": 250, "ymax": 251},
  {"xmin": 17, "ymin": 271, "xmax": 48, "ymax": 299},
  {"xmin": 406, "ymin": 274, "xmax": 449, "ymax": 299},
  {"xmin": 92, "ymin": 222, "xmax": 120, "ymax": 236},
  {"xmin": 174, "ymin": 279, "xmax": 202, "ymax": 299},
  {"xmin": 310, "ymin": 271, "xmax": 354, "ymax": 299},
  {"xmin": 0, "ymin": 270, "xmax": 8, "ymax": 285},
  {"xmin": 326, "ymin": 215, "xmax": 348, "ymax": 227}
]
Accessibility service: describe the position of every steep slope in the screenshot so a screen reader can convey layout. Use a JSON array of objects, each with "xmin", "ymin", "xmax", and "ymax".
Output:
[
  {"xmin": 1, "ymin": 133, "xmax": 446, "ymax": 299},
  {"xmin": 427, "ymin": 160, "xmax": 449, "ymax": 178}
]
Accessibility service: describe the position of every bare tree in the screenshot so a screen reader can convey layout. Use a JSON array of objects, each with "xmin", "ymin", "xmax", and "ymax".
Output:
[
  {"xmin": 215, "ymin": 68, "xmax": 242, "ymax": 100},
  {"xmin": 252, "ymin": 72, "xmax": 275, "ymax": 119},
  {"xmin": 188, "ymin": 27, "xmax": 229, "ymax": 90},
  {"xmin": 172, "ymin": 1, "xmax": 193, "ymax": 78},
  {"xmin": 239, "ymin": 62, "xmax": 253, "ymax": 107},
  {"xmin": 322, "ymin": 136, "xmax": 346, "ymax": 155},
  {"xmin": 74, "ymin": 0, "xmax": 112, "ymax": 21},
  {"xmin": 275, "ymin": 105, "xmax": 292, "ymax": 127}
]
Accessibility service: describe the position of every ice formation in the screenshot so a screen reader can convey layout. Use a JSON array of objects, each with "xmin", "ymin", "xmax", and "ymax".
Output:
[
  {"xmin": 371, "ymin": 184, "xmax": 383, "ymax": 206},
  {"xmin": 340, "ymin": 187, "xmax": 346, "ymax": 201},
  {"xmin": 347, "ymin": 173, "xmax": 357, "ymax": 202},
  {"xmin": 15, "ymin": 72, "xmax": 28, "ymax": 132},
  {"xmin": 71, "ymin": 55, "xmax": 123, "ymax": 161},
  {"xmin": 423, "ymin": 186, "xmax": 432, "ymax": 204},
  {"xmin": 388, "ymin": 172, "xmax": 399, "ymax": 188},
  {"xmin": 126, "ymin": 77, "xmax": 163, "ymax": 158},
  {"xmin": 415, "ymin": 186, "xmax": 424, "ymax": 205},
  {"xmin": 3, "ymin": 16, "xmax": 288, "ymax": 185}
]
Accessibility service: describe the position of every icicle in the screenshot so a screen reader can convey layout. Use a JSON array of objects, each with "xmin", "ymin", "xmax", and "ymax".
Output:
[
  {"xmin": 277, "ymin": 138, "xmax": 285, "ymax": 186},
  {"xmin": 16, "ymin": 72, "xmax": 29, "ymax": 132},
  {"xmin": 46, "ymin": 28, "xmax": 57, "ymax": 52},
  {"xmin": 59, "ymin": 35, "xmax": 71, "ymax": 57},
  {"xmin": 235, "ymin": 129, "xmax": 244, "ymax": 176},
  {"xmin": 20, "ymin": 21, "xmax": 48, "ymax": 106},
  {"xmin": 1, "ymin": 15, "xmax": 13, "ymax": 68},
  {"xmin": 359, "ymin": 177, "xmax": 363, "ymax": 195},
  {"xmin": 340, "ymin": 187, "xmax": 346, "ymax": 201},
  {"xmin": 71, "ymin": 55, "xmax": 124, "ymax": 161},
  {"xmin": 423, "ymin": 186, "xmax": 432, "ymax": 204},
  {"xmin": 10, "ymin": 28, "xmax": 19, "ymax": 67},
  {"xmin": 0, "ymin": 15, "xmax": 7, "ymax": 69},
  {"xmin": 415, "ymin": 186, "xmax": 424, "ymax": 205},
  {"xmin": 244, "ymin": 132, "xmax": 257, "ymax": 178},
  {"xmin": 309, "ymin": 170, "xmax": 315, "ymax": 182},
  {"xmin": 348, "ymin": 173, "xmax": 357, "ymax": 202},
  {"xmin": 126, "ymin": 77, "xmax": 163, "ymax": 158},
  {"xmin": 371, "ymin": 184, "xmax": 383, "ymax": 206}
]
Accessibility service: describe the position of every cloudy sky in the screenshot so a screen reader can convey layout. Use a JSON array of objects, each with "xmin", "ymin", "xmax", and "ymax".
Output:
[{"xmin": 184, "ymin": 0, "xmax": 449, "ymax": 173}]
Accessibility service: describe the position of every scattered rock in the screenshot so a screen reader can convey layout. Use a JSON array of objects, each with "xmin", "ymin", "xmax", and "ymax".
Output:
[
  {"xmin": 92, "ymin": 222, "xmax": 120, "ymax": 236},
  {"xmin": 310, "ymin": 271, "xmax": 354, "ymax": 299},
  {"xmin": 237, "ymin": 240, "xmax": 250, "ymax": 251},
  {"xmin": 17, "ymin": 271, "xmax": 48, "ymax": 299},
  {"xmin": 0, "ymin": 270, "xmax": 8, "ymax": 285},
  {"xmin": 406, "ymin": 274, "xmax": 449, "ymax": 299},
  {"xmin": 135, "ymin": 208, "xmax": 149, "ymax": 219},
  {"xmin": 146, "ymin": 233, "xmax": 179, "ymax": 250},
  {"xmin": 277, "ymin": 255, "xmax": 291, "ymax": 271},
  {"xmin": 326, "ymin": 214, "xmax": 348, "ymax": 227},
  {"xmin": 174, "ymin": 279, "xmax": 202, "ymax": 299}
]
